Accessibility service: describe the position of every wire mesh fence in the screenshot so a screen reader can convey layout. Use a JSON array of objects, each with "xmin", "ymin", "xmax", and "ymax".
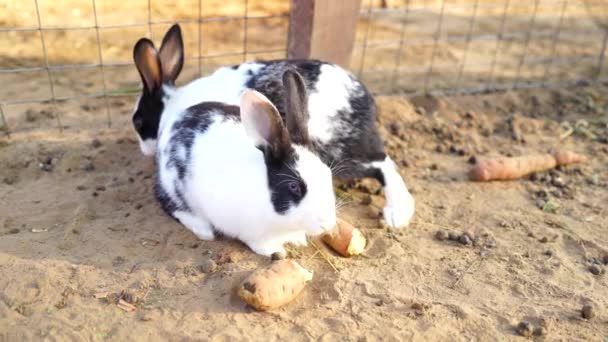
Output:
[
  {"xmin": 0, "ymin": 0, "xmax": 606, "ymax": 136},
  {"xmin": 352, "ymin": 0, "xmax": 608, "ymax": 96}
]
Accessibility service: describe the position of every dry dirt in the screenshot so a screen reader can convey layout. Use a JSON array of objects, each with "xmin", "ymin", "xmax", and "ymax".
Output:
[{"xmin": 1, "ymin": 85, "xmax": 608, "ymax": 341}]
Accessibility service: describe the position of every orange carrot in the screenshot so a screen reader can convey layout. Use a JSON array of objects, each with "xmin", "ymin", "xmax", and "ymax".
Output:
[
  {"xmin": 469, "ymin": 150, "xmax": 586, "ymax": 181},
  {"xmin": 553, "ymin": 150, "xmax": 587, "ymax": 166}
]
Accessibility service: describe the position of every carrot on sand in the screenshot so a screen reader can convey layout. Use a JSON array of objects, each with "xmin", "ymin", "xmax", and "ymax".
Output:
[{"xmin": 469, "ymin": 150, "xmax": 586, "ymax": 182}]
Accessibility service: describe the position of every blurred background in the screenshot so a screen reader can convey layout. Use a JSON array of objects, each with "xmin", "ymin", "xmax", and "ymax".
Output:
[{"xmin": 0, "ymin": 0, "xmax": 606, "ymax": 134}]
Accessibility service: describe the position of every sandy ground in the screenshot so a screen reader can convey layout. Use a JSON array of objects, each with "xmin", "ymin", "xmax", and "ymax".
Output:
[
  {"xmin": 1, "ymin": 0, "xmax": 608, "ymax": 340},
  {"xmin": 1, "ymin": 85, "xmax": 608, "ymax": 341}
]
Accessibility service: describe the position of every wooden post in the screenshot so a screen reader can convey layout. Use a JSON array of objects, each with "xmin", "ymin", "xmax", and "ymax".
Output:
[{"xmin": 288, "ymin": 0, "xmax": 362, "ymax": 68}]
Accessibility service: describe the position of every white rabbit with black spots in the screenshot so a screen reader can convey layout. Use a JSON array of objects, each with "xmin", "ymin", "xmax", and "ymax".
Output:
[
  {"xmin": 133, "ymin": 24, "xmax": 414, "ymax": 229},
  {"xmin": 155, "ymin": 70, "xmax": 336, "ymax": 256}
]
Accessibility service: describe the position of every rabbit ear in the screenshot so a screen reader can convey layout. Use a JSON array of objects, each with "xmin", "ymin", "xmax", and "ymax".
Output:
[
  {"xmin": 133, "ymin": 38, "xmax": 162, "ymax": 93},
  {"xmin": 282, "ymin": 69, "xmax": 310, "ymax": 145},
  {"xmin": 240, "ymin": 90, "xmax": 291, "ymax": 161},
  {"xmin": 158, "ymin": 24, "xmax": 184, "ymax": 84}
]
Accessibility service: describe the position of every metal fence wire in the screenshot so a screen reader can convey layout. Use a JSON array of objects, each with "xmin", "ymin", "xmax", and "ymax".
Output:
[{"xmin": 0, "ymin": 0, "xmax": 606, "ymax": 135}]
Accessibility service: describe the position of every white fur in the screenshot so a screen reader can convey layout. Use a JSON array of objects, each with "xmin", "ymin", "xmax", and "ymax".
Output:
[
  {"xmin": 138, "ymin": 137, "xmax": 157, "ymax": 156},
  {"xmin": 157, "ymin": 107, "xmax": 336, "ymax": 256},
  {"xmin": 157, "ymin": 63, "xmax": 265, "ymax": 141},
  {"xmin": 306, "ymin": 64, "xmax": 357, "ymax": 144},
  {"xmin": 370, "ymin": 156, "xmax": 415, "ymax": 228}
]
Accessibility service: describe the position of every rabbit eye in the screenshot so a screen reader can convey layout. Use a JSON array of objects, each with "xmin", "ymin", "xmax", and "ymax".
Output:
[
  {"xmin": 133, "ymin": 116, "xmax": 144, "ymax": 131},
  {"xmin": 288, "ymin": 181, "xmax": 302, "ymax": 197}
]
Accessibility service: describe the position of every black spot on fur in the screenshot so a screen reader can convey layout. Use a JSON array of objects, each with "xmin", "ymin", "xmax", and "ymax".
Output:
[
  {"xmin": 245, "ymin": 60, "xmax": 323, "ymax": 125},
  {"xmin": 246, "ymin": 59, "xmax": 387, "ymax": 184},
  {"xmin": 310, "ymin": 78, "xmax": 386, "ymax": 181},
  {"xmin": 264, "ymin": 152, "xmax": 307, "ymax": 214},
  {"xmin": 133, "ymin": 88, "xmax": 164, "ymax": 142},
  {"xmin": 154, "ymin": 180, "xmax": 179, "ymax": 217},
  {"xmin": 166, "ymin": 102, "xmax": 239, "ymax": 180},
  {"xmin": 156, "ymin": 102, "xmax": 240, "ymax": 216}
]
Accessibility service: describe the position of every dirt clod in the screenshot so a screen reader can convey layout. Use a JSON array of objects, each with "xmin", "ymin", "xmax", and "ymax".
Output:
[
  {"xmin": 270, "ymin": 252, "xmax": 286, "ymax": 261},
  {"xmin": 448, "ymin": 232, "xmax": 459, "ymax": 241},
  {"xmin": 517, "ymin": 321, "xmax": 533, "ymax": 337},
  {"xmin": 602, "ymin": 254, "xmax": 608, "ymax": 265},
  {"xmin": 83, "ymin": 161, "xmax": 95, "ymax": 172},
  {"xmin": 389, "ymin": 121, "xmax": 402, "ymax": 135},
  {"xmin": 360, "ymin": 195, "xmax": 373, "ymax": 206},
  {"xmin": 581, "ymin": 304, "xmax": 595, "ymax": 319},
  {"xmin": 91, "ymin": 139, "xmax": 102, "ymax": 149},
  {"xmin": 198, "ymin": 258, "xmax": 218, "ymax": 273},
  {"xmin": 459, "ymin": 234, "xmax": 472, "ymax": 246},
  {"xmin": 589, "ymin": 264, "xmax": 603, "ymax": 275},
  {"xmin": 467, "ymin": 156, "xmax": 477, "ymax": 164},
  {"xmin": 435, "ymin": 230, "xmax": 449, "ymax": 241},
  {"xmin": 533, "ymin": 326, "xmax": 547, "ymax": 337}
]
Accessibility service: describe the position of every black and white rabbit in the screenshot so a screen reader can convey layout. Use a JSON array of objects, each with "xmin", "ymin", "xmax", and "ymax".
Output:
[
  {"xmin": 133, "ymin": 24, "xmax": 414, "ymax": 228},
  {"xmin": 156, "ymin": 70, "xmax": 336, "ymax": 256}
]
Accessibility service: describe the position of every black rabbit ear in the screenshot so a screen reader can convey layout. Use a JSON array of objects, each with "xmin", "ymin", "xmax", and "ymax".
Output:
[
  {"xmin": 158, "ymin": 24, "xmax": 184, "ymax": 84},
  {"xmin": 133, "ymin": 38, "xmax": 162, "ymax": 93},
  {"xmin": 282, "ymin": 69, "xmax": 310, "ymax": 145},
  {"xmin": 240, "ymin": 89, "xmax": 291, "ymax": 162}
]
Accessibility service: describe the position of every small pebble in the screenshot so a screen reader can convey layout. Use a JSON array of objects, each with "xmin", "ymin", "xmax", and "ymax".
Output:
[
  {"xmin": 76, "ymin": 185, "xmax": 87, "ymax": 191},
  {"xmin": 389, "ymin": 122, "xmax": 402, "ymax": 136},
  {"xmin": 271, "ymin": 252, "xmax": 286, "ymax": 261},
  {"xmin": 91, "ymin": 139, "xmax": 102, "ymax": 149},
  {"xmin": 429, "ymin": 163, "xmax": 438, "ymax": 171},
  {"xmin": 83, "ymin": 162, "xmax": 95, "ymax": 172},
  {"xmin": 8, "ymin": 228, "xmax": 19, "ymax": 234},
  {"xmin": 589, "ymin": 264, "xmax": 603, "ymax": 275},
  {"xmin": 602, "ymin": 254, "xmax": 608, "ymax": 265},
  {"xmin": 448, "ymin": 232, "xmax": 459, "ymax": 241},
  {"xmin": 516, "ymin": 321, "xmax": 533, "ymax": 337},
  {"xmin": 539, "ymin": 236, "xmax": 549, "ymax": 243},
  {"xmin": 95, "ymin": 186, "xmax": 106, "ymax": 191},
  {"xmin": 462, "ymin": 230, "xmax": 475, "ymax": 240},
  {"xmin": 533, "ymin": 326, "xmax": 546, "ymax": 337},
  {"xmin": 92, "ymin": 192, "xmax": 98, "ymax": 197},
  {"xmin": 529, "ymin": 173, "xmax": 538, "ymax": 181},
  {"xmin": 459, "ymin": 234, "xmax": 472, "ymax": 246},
  {"xmin": 551, "ymin": 176, "xmax": 566, "ymax": 188},
  {"xmin": 411, "ymin": 302, "xmax": 424, "ymax": 311},
  {"xmin": 134, "ymin": 203, "xmax": 143, "ymax": 210},
  {"xmin": 435, "ymin": 230, "xmax": 449, "ymax": 241},
  {"xmin": 467, "ymin": 156, "xmax": 477, "ymax": 164},
  {"xmin": 198, "ymin": 258, "xmax": 218, "ymax": 273},
  {"xmin": 581, "ymin": 304, "xmax": 595, "ymax": 319},
  {"xmin": 39, "ymin": 163, "xmax": 53, "ymax": 172},
  {"xmin": 3, "ymin": 176, "xmax": 16, "ymax": 185},
  {"xmin": 544, "ymin": 250, "xmax": 553, "ymax": 257},
  {"xmin": 360, "ymin": 195, "xmax": 372, "ymax": 206},
  {"xmin": 536, "ymin": 189, "xmax": 549, "ymax": 198}
]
